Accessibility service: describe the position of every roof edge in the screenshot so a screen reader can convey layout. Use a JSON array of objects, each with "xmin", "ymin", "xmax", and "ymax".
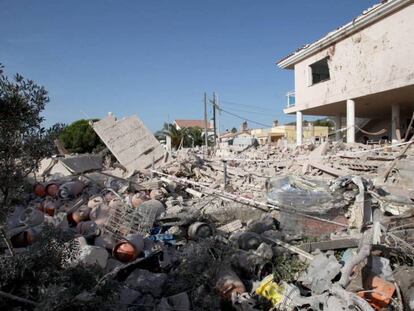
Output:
[{"xmin": 277, "ymin": 0, "xmax": 413, "ymax": 69}]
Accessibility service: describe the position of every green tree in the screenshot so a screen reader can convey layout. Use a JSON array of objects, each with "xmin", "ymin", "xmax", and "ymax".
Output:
[
  {"xmin": 286, "ymin": 119, "xmax": 333, "ymax": 128},
  {"xmin": 155, "ymin": 123, "xmax": 210, "ymax": 149},
  {"xmin": 155, "ymin": 123, "xmax": 182, "ymax": 149},
  {"xmin": 60, "ymin": 119, "xmax": 104, "ymax": 153},
  {"xmin": 0, "ymin": 64, "xmax": 51, "ymax": 220},
  {"xmin": 47, "ymin": 122, "xmax": 67, "ymax": 141},
  {"xmin": 45, "ymin": 122, "xmax": 67, "ymax": 154},
  {"xmin": 313, "ymin": 119, "xmax": 334, "ymax": 128},
  {"xmin": 183, "ymin": 126, "xmax": 204, "ymax": 147}
]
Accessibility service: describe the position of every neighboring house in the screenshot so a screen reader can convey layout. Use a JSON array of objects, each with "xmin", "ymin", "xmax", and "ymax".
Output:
[
  {"xmin": 218, "ymin": 121, "xmax": 253, "ymax": 146},
  {"xmin": 174, "ymin": 119, "xmax": 213, "ymax": 131},
  {"xmin": 277, "ymin": 0, "xmax": 414, "ymax": 145},
  {"xmin": 232, "ymin": 136, "xmax": 258, "ymax": 149},
  {"xmin": 218, "ymin": 121, "xmax": 252, "ymax": 146},
  {"xmin": 251, "ymin": 125, "xmax": 329, "ymax": 145},
  {"xmin": 219, "ymin": 131, "xmax": 239, "ymax": 144},
  {"xmin": 218, "ymin": 130, "xmax": 252, "ymax": 146},
  {"xmin": 173, "ymin": 119, "xmax": 215, "ymax": 139}
]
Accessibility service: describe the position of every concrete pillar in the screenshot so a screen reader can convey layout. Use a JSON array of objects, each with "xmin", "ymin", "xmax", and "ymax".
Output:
[
  {"xmin": 391, "ymin": 103, "xmax": 400, "ymax": 143},
  {"xmin": 333, "ymin": 113, "xmax": 341, "ymax": 141},
  {"xmin": 296, "ymin": 111, "xmax": 303, "ymax": 146},
  {"xmin": 346, "ymin": 99, "xmax": 355, "ymax": 143},
  {"xmin": 166, "ymin": 135, "xmax": 172, "ymax": 152}
]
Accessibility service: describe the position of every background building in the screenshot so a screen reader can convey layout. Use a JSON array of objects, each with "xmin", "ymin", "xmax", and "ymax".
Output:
[{"xmin": 278, "ymin": 0, "xmax": 414, "ymax": 145}]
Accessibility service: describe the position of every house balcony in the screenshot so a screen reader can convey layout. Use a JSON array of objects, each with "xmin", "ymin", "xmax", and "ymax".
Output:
[{"xmin": 286, "ymin": 91, "xmax": 296, "ymax": 108}]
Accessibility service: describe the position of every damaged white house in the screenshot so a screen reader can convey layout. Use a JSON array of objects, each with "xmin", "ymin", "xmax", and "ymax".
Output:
[{"xmin": 277, "ymin": 0, "xmax": 414, "ymax": 145}]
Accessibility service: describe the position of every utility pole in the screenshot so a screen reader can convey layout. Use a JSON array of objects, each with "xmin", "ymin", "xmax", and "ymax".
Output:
[
  {"xmin": 213, "ymin": 92, "xmax": 217, "ymax": 146},
  {"xmin": 216, "ymin": 93, "xmax": 220, "ymax": 148},
  {"xmin": 204, "ymin": 92, "xmax": 208, "ymax": 158}
]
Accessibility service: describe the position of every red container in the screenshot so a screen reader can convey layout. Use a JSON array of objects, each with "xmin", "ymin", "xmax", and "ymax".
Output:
[
  {"xmin": 10, "ymin": 230, "xmax": 35, "ymax": 248},
  {"xmin": 215, "ymin": 268, "xmax": 246, "ymax": 301},
  {"xmin": 113, "ymin": 242, "xmax": 137, "ymax": 262},
  {"xmin": 43, "ymin": 201, "xmax": 56, "ymax": 216},
  {"xmin": 358, "ymin": 276, "xmax": 396, "ymax": 309},
  {"xmin": 45, "ymin": 182, "xmax": 60, "ymax": 197},
  {"xmin": 112, "ymin": 234, "xmax": 144, "ymax": 263},
  {"xmin": 33, "ymin": 183, "xmax": 46, "ymax": 197},
  {"xmin": 67, "ymin": 209, "xmax": 90, "ymax": 226}
]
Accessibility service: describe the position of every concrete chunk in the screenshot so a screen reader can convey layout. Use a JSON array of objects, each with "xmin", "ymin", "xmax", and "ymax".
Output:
[
  {"xmin": 78, "ymin": 244, "xmax": 108, "ymax": 269},
  {"xmin": 92, "ymin": 115, "xmax": 165, "ymax": 172},
  {"xmin": 60, "ymin": 154, "xmax": 103, "ymax": 174}
]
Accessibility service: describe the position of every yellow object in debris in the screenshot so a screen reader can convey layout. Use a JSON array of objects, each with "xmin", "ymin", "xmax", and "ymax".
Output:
[{"xmin": 255, "ymin": 275, "xmax": 284, "ymax": 306}]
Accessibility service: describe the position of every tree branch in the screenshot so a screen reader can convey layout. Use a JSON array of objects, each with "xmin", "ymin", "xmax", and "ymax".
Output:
[{"xmin": 0, "ymin": 290, "xmax": 39, "ymax": 306}]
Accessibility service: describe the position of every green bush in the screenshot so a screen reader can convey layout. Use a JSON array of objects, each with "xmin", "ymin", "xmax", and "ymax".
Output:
[
  {"xmin": 60, "ymin": 119, "xmax": 104, "ymax": 153},
  {"xmin": 0, "ymin": 226, "xmax": 119, "ymax": 311},
  {"xmin": 0, "ymin": 64, "xmax": 51, "ymax": 220}
]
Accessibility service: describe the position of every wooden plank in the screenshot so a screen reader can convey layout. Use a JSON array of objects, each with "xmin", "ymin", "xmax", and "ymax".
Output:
[
  {"xmin": 262, "ymin": 236, "xmax": 314, "ymax": 261},
  {"xmin": 299, "ymin": 238, "xmax": 360, "ymax": 253}
]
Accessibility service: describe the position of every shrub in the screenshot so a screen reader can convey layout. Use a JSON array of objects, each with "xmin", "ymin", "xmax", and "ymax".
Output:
[
  {"xmin": 60, "ymin": 119, "xmax": 104, "ymax": 154},
  {"xmin": 0, "ymin": 64, "xmax": 51, "ymax": 221},
  {"xmin": 0, "ymin": 226, "xmax": 119, "ymax": 311}
]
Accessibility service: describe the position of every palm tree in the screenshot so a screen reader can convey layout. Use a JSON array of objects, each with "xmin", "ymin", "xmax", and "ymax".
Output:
[
  {"xmin": 155, "ymin": 123, "xmax": 213, "ymax": 149},
  {"xmin": 155, "ymin": 123, "xmax": 183, "ymax": 150},
  {"xmin": 184, "ymin": 126, "xmax": 204, "ymax": 147}
]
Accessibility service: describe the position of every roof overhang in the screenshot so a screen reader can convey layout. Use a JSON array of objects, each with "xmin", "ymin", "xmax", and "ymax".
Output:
[{"xmin": 277, "ymin": 0, "xmax": 413, "ymax": 69}]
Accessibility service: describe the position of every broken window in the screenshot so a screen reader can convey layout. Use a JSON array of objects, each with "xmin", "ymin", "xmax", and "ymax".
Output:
[{"xmin": 310, "ymin": 57, "xmax": 330, "ymax": 85}]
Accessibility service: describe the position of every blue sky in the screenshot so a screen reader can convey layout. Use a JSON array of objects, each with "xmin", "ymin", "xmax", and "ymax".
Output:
[{"xmin": 0, "ymin": 0, "xmax": 378, "ymax": 132}]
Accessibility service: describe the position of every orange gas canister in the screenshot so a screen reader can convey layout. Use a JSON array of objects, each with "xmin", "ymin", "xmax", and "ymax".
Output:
[
  {"xmin": 33, "ymin": 183, "xmax": 46, "ymax": 197},
  {"xmin": 358, "ymin": 276, "xmax": 395, "ymax": 309}
]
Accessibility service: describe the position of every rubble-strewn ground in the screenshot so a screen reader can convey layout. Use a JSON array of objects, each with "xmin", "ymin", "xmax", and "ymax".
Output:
[{"xmin": 2, "ymin": 139, "xmax": 414, "ymax": 310}]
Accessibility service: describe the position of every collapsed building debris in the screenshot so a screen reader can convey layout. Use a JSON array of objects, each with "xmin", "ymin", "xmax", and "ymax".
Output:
[
  {"xmin": 92, "ymin": 114, "xmax": 166, "ymax": 172},
  {"xmin": 2, "ymin": 114, "xmax": 414, "ymax": 310}
]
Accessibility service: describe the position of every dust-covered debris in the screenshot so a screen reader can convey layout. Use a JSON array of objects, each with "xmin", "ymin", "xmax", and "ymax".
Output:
[{"xmin": 2, "ymin": 114, "xmax": 414, "ymax": 311}]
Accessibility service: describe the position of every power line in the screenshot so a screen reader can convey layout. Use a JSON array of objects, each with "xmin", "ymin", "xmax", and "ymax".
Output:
[
  {"xmin": 220, "ymin": 99, "xmax": 275, "ymax": 113},
  {"xmin": 218, "ymin": 107, "xmax": 272, "ymax": 128},
  {"xmin": 220, "ymin": 105, "xmax": 274, "ymax": 117}
]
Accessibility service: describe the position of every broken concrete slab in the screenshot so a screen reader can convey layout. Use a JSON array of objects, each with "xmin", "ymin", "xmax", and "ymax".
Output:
[
  {"xmin": 298, "ymin": 251, "xmax": 342, "ymax": 294},
  {"xmin": 37, "ymin": 158, "xmax": 72, "ymax": 177},
  {"xmin": 92, "ymin": 115, "xmax": 165, "ymax": 172},
  {"xmin": 60, "ymin": 154, "xmax": 103, "ymax": 174},
  {"xmin": 74, "ymin": 237, "xmax": 109, "ymax": 269}
]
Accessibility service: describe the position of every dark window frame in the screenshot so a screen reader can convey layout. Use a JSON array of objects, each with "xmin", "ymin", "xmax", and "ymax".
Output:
[{"xmin": 309, "ymin": 57, "xmax": 331, "ymax": 85}]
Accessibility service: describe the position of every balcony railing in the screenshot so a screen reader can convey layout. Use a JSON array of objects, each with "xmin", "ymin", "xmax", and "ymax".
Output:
[{"xmin": 286, "ymin": 91, "xmax": 295, "ymax": 108}]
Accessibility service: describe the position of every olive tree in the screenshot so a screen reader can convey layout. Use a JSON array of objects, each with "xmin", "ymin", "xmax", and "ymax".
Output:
[{"xmin": 0, "ymin": 64, "xmax": 50, "ymax": 221}]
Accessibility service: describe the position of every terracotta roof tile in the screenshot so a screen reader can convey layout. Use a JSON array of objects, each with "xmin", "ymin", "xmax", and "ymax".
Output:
[{"xmin": 174, "ymin": 119, "xmax": 213, "ymax": 129}]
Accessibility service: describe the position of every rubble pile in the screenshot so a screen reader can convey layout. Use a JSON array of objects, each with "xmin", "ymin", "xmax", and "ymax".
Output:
[
  {"xmin": 2, "ymin": 117, "xmax": 414, "ymax": 310},
  {"xmin": 214, "ymin": 140, "xmax": 414, "ymax": 181}
]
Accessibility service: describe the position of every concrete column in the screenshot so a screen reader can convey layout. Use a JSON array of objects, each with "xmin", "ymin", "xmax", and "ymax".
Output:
[
  {"xmin": 391, "ymin": 103, "xmax": 400, "ymax": 143},
  {"xmin": 346, "ymin": 99, "xmax": 355, "ymax": 143},
  {"xmin": 333, "ymin": 113, "xmax": 341, "ymax": 141},
  {"xmin": 166, "ymin": 135, "xmax": 172, "ymax": 153},
  {"xmin": 296, "ymin": 111, "xmax": 303, "ymax": 146}
]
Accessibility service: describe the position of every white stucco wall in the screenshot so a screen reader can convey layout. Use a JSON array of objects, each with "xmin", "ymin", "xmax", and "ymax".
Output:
[{"xmin": 293, "ymin": 3, "xmax": 414, "ymax": 112}]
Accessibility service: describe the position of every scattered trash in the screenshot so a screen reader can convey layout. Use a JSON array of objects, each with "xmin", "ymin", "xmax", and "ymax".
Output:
[{"xmin": 3, "ymin": 114, "xmax": 414, "ymax": 310}]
